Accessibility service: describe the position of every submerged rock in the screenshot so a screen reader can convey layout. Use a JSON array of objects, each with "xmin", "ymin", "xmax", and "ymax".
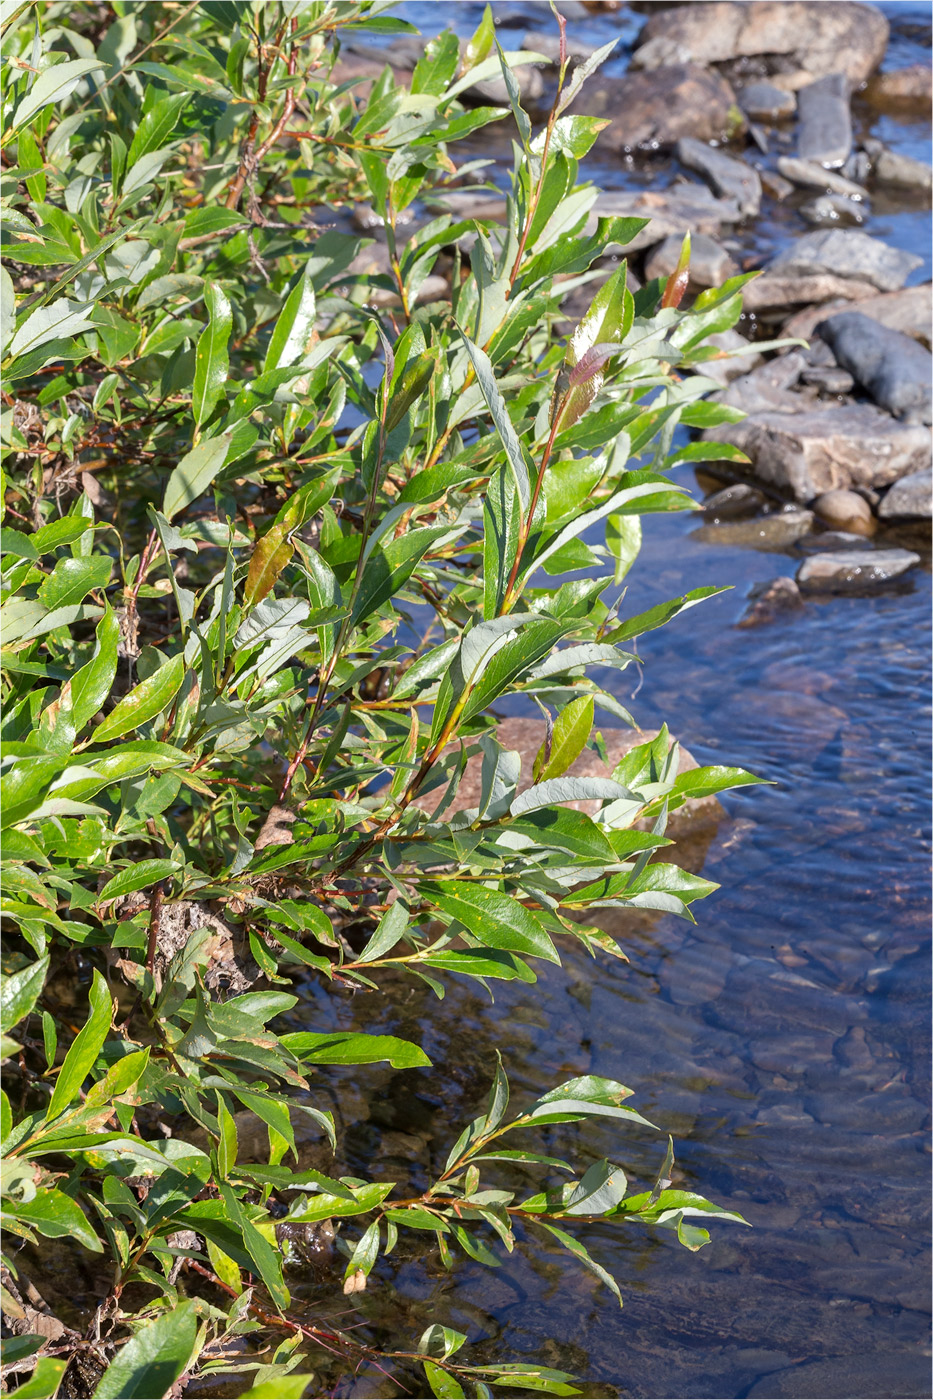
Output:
[
  {"xmin": 692, "ymin": 509, "xmax": 815, "ymax": 552},
  {"xmin": 863, "ymin": 62, "xmax": 933, "ymax": 115},
  {"xmin": 877, "ymin": 469, "xmax": 932, "ymax": 521},
  {"xmin": 631, "ymin": 2, "xmax": 888, "ymax": 87},
  {"xmin": 702, "ymin": 482, "xmax": 769, "ymax": 518},
  {"xmin": 797, "ymin": 548, "xmax": 920, "ymax": 592},
  {"xmin": 738, "ymin": 576, "xmax": 804, "ymax": 626},
  {"xmin": 704, "ymin": 403, "xmax": 932, "ymax": 501},
  {"xmin": 765, "ymin": 229, "xmax": 923, "ymax": 294},
  {"xmin": 818, "ymin": 312, "xmax": 933, "ymax": 425},
  {"xmin": 675, "ymin": 137, "xmax": 762, "ymax": 218},
  {"xmin": 796, "ymin": 74, "xmax": 852, "ymax": 168},
  {"xmin": 812, "ymin": 489, "xmax": 876, "ymax": 537},
  {"xmin": 570, "ymin": 65, "xmax": 745, "ymax": 150}
]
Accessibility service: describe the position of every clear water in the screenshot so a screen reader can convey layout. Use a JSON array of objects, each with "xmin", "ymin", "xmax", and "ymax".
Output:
[{"xmin": 286, "ymin": 6, "xmax": 932, "ymax": 1396}]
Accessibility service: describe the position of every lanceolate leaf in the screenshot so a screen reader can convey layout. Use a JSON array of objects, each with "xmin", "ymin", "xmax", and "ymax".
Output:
[
  {"xmin": 163, "ymin": 432, "xmax": 231, "ymax": 522},
  {"xmin": 91, "ymin": 652, "xmax": 185, "ymax": 742},
  {"xmin": 192, "ymin": 284, "xmax": 232, "ymax": 426},
  {"xmin": 93, "ymin": 1301, "xmax": 198, "ymax": 1399},
  {"xmin": 46, "ymin": 970, "xmax": 112, "ymax": 1120},
  {"xmin": 420, "ymin": 882, "xmax": 560, "ymax": 963}
]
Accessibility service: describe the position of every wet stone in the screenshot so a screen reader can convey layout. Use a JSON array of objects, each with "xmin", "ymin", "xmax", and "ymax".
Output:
[
  {"xmin": 588, "ymin": 182, "xmax": 741, "ymax": 254},
  {"xmin": 703, "ymin": 482, "xmax": 768, "ymax": 518},
  {"xmin": 661, "ymin": 940, "xmax": 733, "ymax": 1005},
  {"xmin": 798, "ymin": 364, "xmax": 856, "ymax": 395},
  {"xmin": 738, "ymin": 576, "xmax": 804, "ymax": 627},
  {"xmin": 696, "ymin": 328, "xmax": 763, "ymax": 385},
  {"xmin": 818, "ymin": 311, "xmax": 933, "ymax": 425},
  {"xmin": 761, "ymin": 169, "xmax": 795, "ymax": 201},
  {"xmin": 812, "ymin": 488, "xmax": 876, "ymax": 537},
  {"xmin": 878, "ymin": 468, "xmax": 932, "ymax": 521},
  {"xmin": 800, "ymin": 193, "xmax": 868, "ymax": 226},
  {"xmin": 569, "ymin": 65, "xmax": 745, "ymax": 151},
  {"xmin": 675, "ymin": 137, "xmax": 762, "ymax": 219},
  {"xmin": 693, "ymin": 509, "xmax": 815, "ymax": 552},
  {"xmin": 795, "ymin": 530, "xmax": 873, "ymax": 553},
  {"xmin": 797, "ymin": 548, "xmax": 921, "ymax": 593},
  {"xmin": 746, "ymin": 1350, "xmax": 932, "ymax": 1399},
  {"xmin": 782, "ymin": 284, "xmax": 932, "ymax": 347},
  {"xmin": 863, "ymin": 62, "xmax": 933, "ymax": 115},
  {"xmin": 738, "ymin": 80, "xmax": 796, "ymax": 122},
  {"xmin": 864, "ymin": 139, "xmax": 932, "ymax": 193},
  {"xmin": 748, "ymin": 1031, "xmax": 836, "ymax": 1077},
  {"xmin": 796, "ymin": 73, "xmax": 852, "ymax": 168},
  {"xmin": 776, "ymin": 155, "xmax": 869, "ymax": 199}
]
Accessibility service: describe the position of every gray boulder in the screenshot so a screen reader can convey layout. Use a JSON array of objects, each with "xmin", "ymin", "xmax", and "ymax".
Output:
[
  {"xmin": 567, "ymin": 64, "xmax": 745, "ymax": 151},
  {"xmin": 781, "ymin": 284, "xmax": 933, "ymax": 344},
  {"xmin": 675, "ymin": 137, "xmax": 762, "ymax": 219},
  {"xmin": 797, "ymin": 549, "xmax": 921, "ymax": 593},
  {"xmin": 817, "ymin": 312, "xmax": 932, "ymax": 424},
  {"xmin": 877, "ymin": 469, "xmax": 932, "ymax": 521},
  {"xmin": 766, "ymin": 229, "xmax": 923, "ymax": 293},
  {"xmin": 863, "ymin": 63, "xmax": 932, "ymax": 115},
  {"xmin": 796, "ymin": 74, "xmax": 852, "ymax": 168},
  {"xmin": 704, "ymin": 402, "xmax": 932, "ymax": 500},
  {"xmin": 631, "ymin": 2, "xmax": 888, "ymax": 87}
]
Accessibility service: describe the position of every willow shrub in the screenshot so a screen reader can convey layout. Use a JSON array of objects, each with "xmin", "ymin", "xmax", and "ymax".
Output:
[{"xmin": 0, "ymin": 3, "xmax": 764, "ymax": 1396}]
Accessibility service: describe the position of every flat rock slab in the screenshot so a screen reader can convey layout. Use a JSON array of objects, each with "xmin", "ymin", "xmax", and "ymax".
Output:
[
  {"xmin": 568, "ymin": 64, "xmax": 744, "ymax": 151},
  {"xmin": 766, "ymin": 229, "xmax": 923, "ymax": 293},
  {"xmin": 781, "ymin": 283, "xmax": 933, "ymax": 343},
  {"xmin": 738, "ymin": 80, "xmax": 796, "ymax": 122},
  {"xmin": 743, "ymin": 272, "xmax": 879, "ymax": 313},
  {"xmin": 796, "ymin": 73, "xmax": 852, "ymax": 168},
  {"xmin": 588, "ymin": 183, "xmax": 740, "ymax": 253},
  {"xmin": 866, "ymin": 141, "xmax": 932, "ymax": 192},
  {"xmin": 797, "ymin": 548, "xmax": 921, "ymax": 592},
  {"xmin": 863, "ymin": 62, "xmax": 933, "ymax": 115},
  {"xmin": 878, "ymin": 468, "xmax": 932, "ymax": 520},
  {"xmin": 776, "ymin": 155, "xmax": 869, "ymax": 198},
  {"xmin": 632, "ymin": 2, "xmax": 888, "ymax": 86},
  {"xmin": 692, "ymin": 509, "xmax": 815, "ymax": 552},
  {"xmin": 675, "ymin": 137, "xmax": 762, "ymax": 218},
  {"xmin": 704, "ymin": 402, "xmax": 932, "ymax": 501},
  {"xmin": 818, "ymin": 311, "xmax": 933, "ymax": 424},
  {"xmin": 420, "ymin": 718, "xmax": 723, "ymax": 838}
]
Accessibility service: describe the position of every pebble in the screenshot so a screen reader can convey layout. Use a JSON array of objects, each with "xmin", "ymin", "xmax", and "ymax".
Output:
[
  {"xmin": 796, "ymin": 548, "xmax": 921, "ymax": 593},
  {"xmin": 644, "ymin": 231, "xmax": 737, "ymax": 288},
  {"xmin": 800, "ymin": 193, "xmax": 868, "ymax": 226},
  {"xmin": 737, "ymin": 576, "xmax": 804, "ymax": 627},
  {"xmin": 766, "ymin": 229, "xmax": 923, "ymax": 293},
  {"xmin": 738, "ymin": 80, "xmax": 796, "ymax": 122},
  {"xmin": 812, "ymin": 489, "xmax": 876, "ymax": 537},
  {"xmin": 675, "ymin": 137, "xmax": 762, "ymax": 219},
  {"xmin": 877, "ymin": 468, "xmax": 932, "ymax": 521},
  {"xmin": 776, "ymin": 156, "xmax": 869, "ymax": 200},
  {"xmin": 760, "ymin": 169, "xmax": 795, "ymax": 201},
  {"xmin": 798, "ymin": 364, "xmax": 856, "ymax": 395},
  {"xmin": 796, "ymin": 73, "xmax": 852, "ymax": 168},
  {"xmin": 818, "ymin": 312, "xmax": 933, "ymax": 425}
]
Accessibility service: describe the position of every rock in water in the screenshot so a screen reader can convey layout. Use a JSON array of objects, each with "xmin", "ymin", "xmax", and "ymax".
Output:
[
  {"xmin": 797, "ymin": 549, "xmax": 920, "ymax": 592},
  {"xmin": 766, "ymin": 229, "xmax": 923, "ymax": 294},
  {"xmin": 812, "ymin": 489, "xmax": 876, "ymax": 536},
  {"xmin": 738, "ymin": 576, "xmax": 804, "ymax": 626},
  {"xmin": 863, "ymin": 63, "xmax": 933, "ymax": 115},
  {"xmin": 864, "ymin": 140, "xmax": 933, "ymax": 193},
  {"xmin": 796, "ymin": 74, "xmax": 852, "ymax": 168},
  {"xmin": 776, "ymin": 156, "xmax": 869, "ymax": 199},
  {"xmin": 644, "ymin": 232, "xmax": 737, "ymax": 288},
  {"xmin": 568, "ymin": 65, "xmax": 745, "ymax": 150},
  {"xmin": 817, "ymin": 312, "xmax": 933, "ymax": 425},
  {"xmin": 781, "ymin": 284, "xmax": 933, "ymax": 344},
  {"xmin": 704, "ymin": 403, "xmax": 932, "ymax": 501},
  {"xmin": 675, "ymin": 137, "xmax": 762, "ymax": 218},
  {"xmin": 877, "ymin": 469, "xmax": 932, "ymax": 521},
  {"xmin": 799, "ymin": 194, "xmax": 868, "ymax": 227},
  {"xmin": 587, "ymin": 183, "xmax": 741, "ymax": 253},
  {"xmin": 631, "ymin": 2, "xmax": 888, "ymax": 87},
  {"xmin": 738, "ymin": 81, "xmax": 796, "ymax": 122}
]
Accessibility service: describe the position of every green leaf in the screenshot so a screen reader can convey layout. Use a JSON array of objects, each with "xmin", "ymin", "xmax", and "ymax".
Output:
[
  {"xmin": 420, "ymin": 882, "xmax": 559, "ymax": 963},
  {"xmin": 10, "ymin": 59, "xmax": 103, "ymax": 133},
  {"xmin": 97, "ymin": 858, "xmax": 178, "ymax": 904},
  {"xmin": 92, "ymin": 1300, "xmax": 197, "ymax": 1399},
  {"xmin": 423, "ymin": 1360, "xmax": 465, "ymax": 1399},
  {"xmin": 46, "ymin": 969, "xmax": 112, "ymax": 1120},
  {"xmin": 4, "ymin": 1187, "xmax": 100, "ymax": 1253},
  {"xmin": 536, "ymin": 695, "xmax": 593, "ymax": 782},
  {"xmin": 606, "ymin": 513, "xmax": 641, "ymax": 585},
  {"xmin": 91, "ymin": 652, "xmax": 185, "ymax": 742},
  {"xmin": 280, "ymin": 1032, "xmax": 430, "ymax": 1068},
  {"xmin": 162, "ymin": 431, "xmax": 230, "ymax": 522},
  {"xmin": 126, "ymin": 92, "xmax": 189, "ymax": 169},
  {"xmin": 37, "ymin": 555, "xmax": 111, "ymax": 610},
  {"xmin": 459, "ymin": 331, "xmax": 530, "ymax": 511},
  {"xmin": 0, "ymin": 955, "xmax": 48, "ymax": 1035},
  {"xmin": 71, "ymin": 609, "xmax": 119, "ymax": 731},
  {"xmin": 240, "ymin": 1380, "xmax": 316, "ymax": 1400},
  {"xmin": 192, "ymin": 284, "xmax": 232, "ymax": 427},
  {"xmin": 1, "ymin": 754, "xmax": 70, "ymax": 828},
  {"xmin": 5, "ymin": 1356, "xmax": 68, "ymax": 1399},
  {"xmin": 8, "ymin": 298, "xmax": 97, "ymax": 362},
  {"xmin": 265, "ymin": 265, "xmax": 316, "ymax": 372}
]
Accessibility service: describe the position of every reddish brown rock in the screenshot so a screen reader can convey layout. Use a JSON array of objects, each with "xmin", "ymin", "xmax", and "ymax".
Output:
[
  {"xmin": 863, "ymin": 64, "xmax": 933, "ymax": 115},
  {"xmin": 569, "ymin": 65, "xmax": 745, "ymax": 151}
]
